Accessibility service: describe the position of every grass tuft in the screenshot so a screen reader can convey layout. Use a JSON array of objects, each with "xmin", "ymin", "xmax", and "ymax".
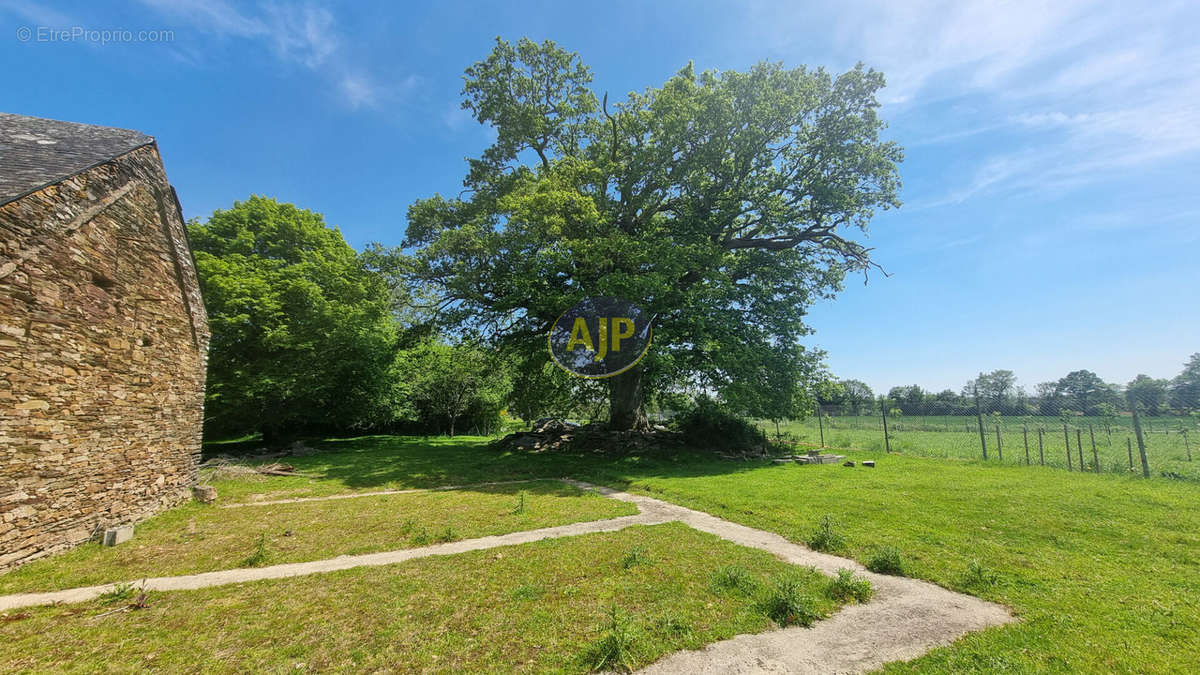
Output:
[
  {"xmin": 511, "ymin": 491, "xmax": 527, "ymax": 515},
  {"xmin": 583, "ymin": 605, "xmax": 640, "ymax": 673},
  {"xmin": 710, "ymin": 564, "xmax": 759, "ymax": 595},
  {"xmin": 960, "ymin": 559, "xmax": 999, "ymax": 589},
  {"xmin": 825, "ymin": 568, "xmax": 874, "ymax": 603},
  {"xmin": 239, "ymin": 534, "xmax": 271, "ymax": 567},
  {"xmin": 620, "ymin": 545, "xmax": 652, "ymax": 569},
  {"xmin": 98, "ymin": 582, "xmax": 136, "ymax": 605},
  {"xmin": 806, "ymin": 514, "xmax": 846, "ymax": 552},
  {"xmin": 866, "ymin": 546, "xmax": 905, "ymax": 575},
  {"xmin": 758, "ymin": 576, "xmax": 823, "ymax": 627}
]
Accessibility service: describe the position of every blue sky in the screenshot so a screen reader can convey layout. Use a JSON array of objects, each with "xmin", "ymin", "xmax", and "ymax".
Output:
[{"xmin": 3, "ymin": 0, "xmax": 1197, "ymax": 394}]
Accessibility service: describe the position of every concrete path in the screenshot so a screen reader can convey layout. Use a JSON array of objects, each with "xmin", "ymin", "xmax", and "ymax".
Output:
[
  {"xmin": 564, "ymin": 482, "xmax": 1015, "ymax": 674},
  {"xmin": 0, "ymin": 479, "xmax": 1014, "ymax": 674}
]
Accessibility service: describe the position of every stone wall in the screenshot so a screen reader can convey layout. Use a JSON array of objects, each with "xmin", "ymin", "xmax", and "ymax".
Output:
[{"xmin": 0, "ymin": 144, "xmax": 210, "ymax": 571}]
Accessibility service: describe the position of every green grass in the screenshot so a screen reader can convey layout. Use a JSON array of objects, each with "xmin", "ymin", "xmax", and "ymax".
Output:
[
  {"xmin": 765, "ymin": 414, "xmax": 1200, "ymax": 480},
  {"xmin": 616, "ymin": 453, "xmax": 1200, "ymax": 673},
  {"xmin": 5, "ymin": 433, "xmax": 1198, "ymax": 671},
  {"xmin": 0, "ymin": 523, "xmax": 837, "ymax": 673},
  {"xmin": 0, "ymin": 479, "xmax": 635, "ymax": 594}
]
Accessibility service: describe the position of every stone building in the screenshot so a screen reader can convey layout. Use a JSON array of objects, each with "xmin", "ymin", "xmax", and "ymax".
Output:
[{"xmin": 0, "ymin": 113, "xmax": 209, "ymax": 571}]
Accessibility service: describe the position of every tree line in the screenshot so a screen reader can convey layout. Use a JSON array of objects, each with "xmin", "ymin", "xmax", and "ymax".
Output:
[{"xmin": 815, "ymin": 362, "xmax": 1200, "ymax": 418}]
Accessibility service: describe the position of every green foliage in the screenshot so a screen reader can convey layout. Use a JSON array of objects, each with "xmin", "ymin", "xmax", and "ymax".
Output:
[
  {"xmin": 960, "ymin": 559, "xmax": 999, "ymax": 589},
  {"xmin": 509, "ymin": 584, "xmax": 544, "ymax": 601},
  {"xmin": 866, "ymin": 546, "xmax": 905, "ymax": 575},
  {"xmin": 620, "ymin": 545, "xmax": 652, "ymax": 569},
  {"xmin": 240, "ymin": 534, "xmax": 271, "ymax": 568},
  {"xmin": 584, "ymin": 605, "xmax": 641, "ymax": 673},
  {"xmin": 825, "ymin": 568, "xmax": 874, "ymax": 603},
  {"xmin": 406, "ymin": 38, "xmax": 902, "ymax": 428},
  {"xmin": 674, "ymin": 397, "xmax": 767, "ymax": 452},
  {"xmin": 806, "ymin": 514, "xmax": 847, "ymax": 552},
  {"xmin": 758, "ymin": 576, "xmax": 823, "ymax": 627},
  {"xmin": 711, "ymin": 565, "xmax": 759, "ymax": 595},
  {"xmin": 190, "ymin": 196, "xmax": 403, "ymax": 440},
  {"xmin": 98, "ymin": 582, "xmax": 136, "ymax": 605},
  {"xmin": 511, "ymin": 491, "xmax": 527, "ymax": 515},
  {"xmin": 395, "ymin": 340, "xmax": 510, "ymax": 436}
]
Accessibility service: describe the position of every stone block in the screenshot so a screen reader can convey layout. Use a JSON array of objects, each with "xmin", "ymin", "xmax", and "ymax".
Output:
[
  {"xmin": 192, "ymin": 485, "xmax": 217, "ymax": 504},
  {"xmin": 102, "ymin": 525, "xmax": 133, "ymax": 546}
]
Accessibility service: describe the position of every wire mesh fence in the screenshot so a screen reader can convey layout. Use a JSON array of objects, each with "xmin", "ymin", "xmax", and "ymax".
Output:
[{"xmin": 766, "ymin": 377, "xmax": 1199, "ymax": 480}]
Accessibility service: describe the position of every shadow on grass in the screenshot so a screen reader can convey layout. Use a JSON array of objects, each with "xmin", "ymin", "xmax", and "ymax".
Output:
[{"xmin": 202, "ymin": 433, "xmax": 772, "ymax": 495}]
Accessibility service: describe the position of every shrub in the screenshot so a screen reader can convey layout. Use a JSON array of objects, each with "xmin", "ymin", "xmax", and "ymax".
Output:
[
  {"xmin": 866, "ymin": 546, "xmax": 905, "ymax": 575},
  {"xmin": 584, "ymin": 605, "xmax": 640, "ymax": 672},
  {"xmin": 711, "ymin": 565, "xmax": 759, "ymax": 595},
  {"xmin": 673, "ymin": 397, "xmax": 767, "ymax": 452},
  {"xmin": 825, "ymin": 568, "xmax": 874, "ymax": 603},
  {"xmin": 806, "ymin": 514, "xmax": 846, "ymax": 552},
  {"xmin": 759, "ymin": 577, "xmax": 823, "ymax": 627}
]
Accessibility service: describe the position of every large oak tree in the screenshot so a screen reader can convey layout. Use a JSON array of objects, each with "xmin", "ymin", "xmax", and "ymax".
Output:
[{"xmin": 405, "ymin": 38, "xmax": 902, "ymax": 430}]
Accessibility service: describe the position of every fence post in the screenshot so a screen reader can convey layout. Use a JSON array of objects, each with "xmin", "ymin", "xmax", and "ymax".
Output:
[
  {"xmin": 1063, "ymin": 423, "xmax": 1073, "ymax": 471},
  {"xmin": 1126, "ymin": 436, "xmax": 1133, "ymax": 470},
  {"xmin": 1184, "ymin": 430, "xmax": 1192, "ymax": 461},
  {"xmin": 1023, "ymin": 425, "xmax": 1030, "ymax": 465},
  {"xmin": 995, "ymin": 424, "xmax": 1003, "ymax": 461},
  {"xmin": 880, "ymin": 400, "xmax": 891, "ymax": 453},
  {"xmin": 1129, "ymin": 402, "xmax": 1150, "ymax": 478},
  {"xmin": 1037, "ymin": 427, "xmax": 1045, "ymax": 465},
  {"xmin": 1088, "ymin": 425, "xmax": 1100, "ymax": 473},
  {"xmin": 975, "ymin": 389, "xmax": 988, "ymax": 460},
  {"xmin": 1076, "ymin": 428, "xmax": 1085, "ymax": 471},
  {"xmin": 817, "ymin": 403, "xmax": 825, "ymax": 448}
]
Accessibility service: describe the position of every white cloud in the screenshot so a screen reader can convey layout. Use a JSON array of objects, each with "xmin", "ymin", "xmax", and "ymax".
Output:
[
  {"xmin": 136, "ymin": 0, "xmax": 394, "ymax": 111},
  {"xmin": 740, "ymin": 0, "xmax": 1200, "ymax": 204}
]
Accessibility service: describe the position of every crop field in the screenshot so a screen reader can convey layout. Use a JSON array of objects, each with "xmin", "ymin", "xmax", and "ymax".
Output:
[{"xmin": 764, "ymin": 414, "xmax": 1199, "ymax": 481}]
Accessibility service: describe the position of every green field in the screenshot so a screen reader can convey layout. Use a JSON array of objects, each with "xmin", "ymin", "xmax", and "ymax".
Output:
[
  {"xmin": 763, "ymin": 414, "xmax": 1199, "ymax": 480},
  {"xmin": 4, "ymin": 435, "xmax": 1198, "ymax": 672}
]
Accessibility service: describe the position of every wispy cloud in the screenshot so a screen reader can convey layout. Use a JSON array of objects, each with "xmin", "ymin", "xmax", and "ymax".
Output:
[
  {"xmin": 741, "ymin": 0, "xmax": 1200, "ymax": 205},
  {"xmin": 135, "ymin": 0, "xmax": 393, "ymax": 110}
]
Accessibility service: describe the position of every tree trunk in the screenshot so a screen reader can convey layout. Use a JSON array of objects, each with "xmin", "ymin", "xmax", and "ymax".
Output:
[{"xmin": 608, "ymin": 367, "xmax": 649, "ymax": 431}]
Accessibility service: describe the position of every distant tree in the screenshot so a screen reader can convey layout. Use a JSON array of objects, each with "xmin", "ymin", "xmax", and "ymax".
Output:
[
  {"xmin": 886, "ymin": 384, "xmax": 927, "ymax": 415},
  {"xmin": 401, "ymin": 341, "xmax": 510, "ymax": 436},
  {"xmin": 404, "ymin": 37, "xmax": 902, "ymax": 430},
  {"xmin": 1170, "ymin": 353, "xmax": 1200, "ymax": 412},
  {"xmin": 189, "ymin": 196, "xmax": 400, "ymax": 441},
  {"xmin": 1054, "ymin": 370, "xmax": 1116, "ymax": 416},
  {"xmin": 963, "ymin": 370, "xmax": 1017, "ymax": 413},
  {"xmin": 1126, "ymin": 374, "xmax": 1170, "ymax": 416},
  {"xmin": 839, "ymin": 379, "xmax": 875, "ymax": 415}
]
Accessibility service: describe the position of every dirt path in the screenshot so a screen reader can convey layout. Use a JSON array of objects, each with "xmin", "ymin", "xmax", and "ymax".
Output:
[{"xmin": 0, "ymin": 479, "xmax": 1014, "ymax": 673}]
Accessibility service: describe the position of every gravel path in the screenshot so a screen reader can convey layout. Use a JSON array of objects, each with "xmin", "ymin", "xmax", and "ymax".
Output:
[{"xmin": 0, "ymin": 479, "xmax": 1014, "ymax": 673}]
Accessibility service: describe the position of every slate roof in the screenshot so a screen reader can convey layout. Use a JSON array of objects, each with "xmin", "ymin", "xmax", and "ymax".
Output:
[{"xmin": 0, "ymin": 113, "xmax": 155, "ymax": 206}]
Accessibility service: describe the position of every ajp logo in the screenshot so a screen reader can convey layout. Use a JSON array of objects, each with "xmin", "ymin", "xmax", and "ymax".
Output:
[{"xmin": 548, "ymin": 297, "xmax": 653, "ymax": 378}]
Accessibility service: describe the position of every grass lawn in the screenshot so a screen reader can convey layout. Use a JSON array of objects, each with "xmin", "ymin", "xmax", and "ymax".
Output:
[
  {"xmin": 0, "ymin": 480, "xmax": 635, "ymax": 594},
  {"xmin": 4, "ymin": 433, "xmax": 1197, "ymax": 672},
  {"xmin": 613, "ymin": 454, "xmax": 1200, "ymax": 673},
  {"xmin": 0, "ymin": 523, "xmax": 841, "ymax": 673}
]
